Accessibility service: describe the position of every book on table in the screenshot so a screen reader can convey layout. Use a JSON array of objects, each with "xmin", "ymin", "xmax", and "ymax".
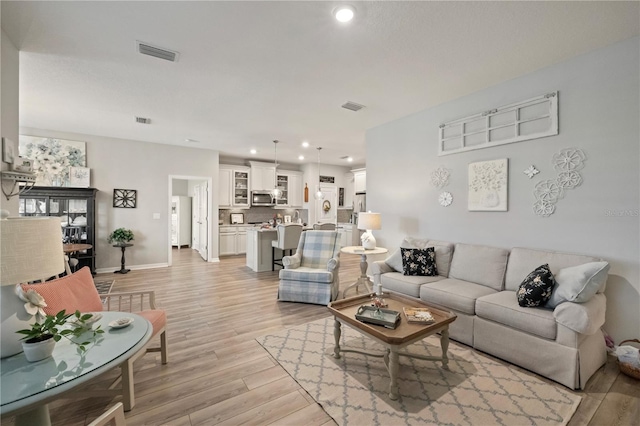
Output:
[{"xmin": 403, "ymin": 307, "xmax": 435, "ymax": 324}]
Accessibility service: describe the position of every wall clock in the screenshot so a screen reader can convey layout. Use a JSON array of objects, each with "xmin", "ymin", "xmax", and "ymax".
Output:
[{"xmin": 113, "ymin": 189, "xmax": 137, "ymax": 208}]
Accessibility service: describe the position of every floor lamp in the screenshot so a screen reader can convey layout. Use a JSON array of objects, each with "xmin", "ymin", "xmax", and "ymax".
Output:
[{"xmin": 1, "ymin": 217, "xmax": 65, "ymax": 358}]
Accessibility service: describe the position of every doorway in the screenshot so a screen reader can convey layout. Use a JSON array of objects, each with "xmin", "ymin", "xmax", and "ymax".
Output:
[
  {"xmin": 316, "ymin": 185, "xmax": 338, "ymax": 224},
  {"xmin": 168, "ymin": 175, "xmax": 213, "ymax": 266}
]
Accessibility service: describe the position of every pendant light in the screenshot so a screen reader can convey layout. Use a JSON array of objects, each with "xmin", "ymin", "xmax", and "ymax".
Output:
[
  {"xmin": 314, "ymin": 147, "xmax": 324, "ymax": 200},
  {"xmin": 271, "ymin": 140, "xmax": 282, "ymax": 200}
]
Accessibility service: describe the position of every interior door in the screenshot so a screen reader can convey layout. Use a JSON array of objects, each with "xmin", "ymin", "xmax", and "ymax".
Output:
[
  {"xmin": 317, "ymin": 185, "xmax": 338, "ymax": 223},
  {"xmin": 192, "ymin": 183, "xmax": 208, "ymax": 261}
]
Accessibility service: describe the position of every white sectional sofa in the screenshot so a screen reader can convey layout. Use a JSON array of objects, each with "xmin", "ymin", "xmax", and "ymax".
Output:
[{"xmin": 372, "ymin": 239, "xmax": 608, "ymax": 390}]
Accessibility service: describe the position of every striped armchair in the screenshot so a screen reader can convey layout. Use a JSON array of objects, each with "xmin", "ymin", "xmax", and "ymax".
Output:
[{"xmin": 278, "ymin": 230, "xmax": 341, "ymax": 305}]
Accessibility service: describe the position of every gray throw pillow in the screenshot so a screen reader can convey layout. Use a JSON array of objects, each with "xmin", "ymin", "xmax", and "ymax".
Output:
[
  {"xmin": 384, "ymin": 237, "xmax": 430, "ymax": 273},
  {"xmin": 546, "ymin": 261, "xmax": 610, "ymax": 308}
]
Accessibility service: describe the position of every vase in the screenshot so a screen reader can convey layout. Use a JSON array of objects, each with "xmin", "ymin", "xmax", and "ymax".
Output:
[
  {"xmin": 22, "ymin": 336, "xmax": 56, "ymax": 362},
  {"xmin": 481, "ymin": 190, "xmax": 500, "ymax": 208}
]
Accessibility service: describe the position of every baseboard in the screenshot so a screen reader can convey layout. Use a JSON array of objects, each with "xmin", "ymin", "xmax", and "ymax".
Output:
[{"xmin": 95, "ymin": 263, "xmax": 169, "ymax": 274}]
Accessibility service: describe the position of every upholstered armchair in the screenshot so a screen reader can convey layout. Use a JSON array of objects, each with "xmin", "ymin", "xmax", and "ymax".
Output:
[
  {"xmin": 277, "ymin": 230, "xmax": 341, "ymax": 305},
  {"xmin": 21, "ymin": 267, "xmax": 167, "ymax": 411}
]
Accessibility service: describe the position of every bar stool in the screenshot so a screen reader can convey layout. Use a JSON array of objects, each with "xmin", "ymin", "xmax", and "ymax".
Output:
[
  {"xmin": 272, "ymin": 223, "xmax": 303, "ymax": 271},
  {"xmin": 313, "ymin": 223, "xmax": 336, "ymax": 230}
]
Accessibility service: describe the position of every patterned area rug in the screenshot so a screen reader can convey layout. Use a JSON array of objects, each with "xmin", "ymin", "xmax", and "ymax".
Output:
[
  {"xmin": 256, "ymin": 318, "xmax": 581, "ymax": 426},
  {"xmin": 94, "ymin": 279, "xmax": 115, "ymax": 295}
]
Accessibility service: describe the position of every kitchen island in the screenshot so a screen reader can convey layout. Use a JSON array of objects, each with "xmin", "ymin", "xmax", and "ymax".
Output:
[{"xmin": 246, "ymin": 227, "xmax": 278, "ymax": 272}]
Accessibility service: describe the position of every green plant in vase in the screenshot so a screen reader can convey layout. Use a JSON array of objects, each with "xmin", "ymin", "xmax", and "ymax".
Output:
[
  {"xmin": 16, "ymin": 310, "xmax": 105, "ymax": 362},
  {"xmin": 108, "ymin": 228, "xmax": 134, "ymax": 246}
]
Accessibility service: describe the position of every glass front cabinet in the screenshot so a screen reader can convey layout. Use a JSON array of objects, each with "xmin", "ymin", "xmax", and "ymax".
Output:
[{"xmin": 19, "ymin": 187, "xmax": 98, "ymax": 273}]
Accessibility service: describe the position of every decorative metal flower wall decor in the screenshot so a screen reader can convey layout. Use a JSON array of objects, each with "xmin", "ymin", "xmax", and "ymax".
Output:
[
  {"xmin": 533, "ymin": 147, "xmax": 586, "ymax": 217},
  {"xmin": 113, "ymin": 189, "xmax": 137, "ymax": 208},
  {"xmin": 523, "ymin": 165, "xmax": 539, "ymax": 178},
  {"xmin": 439, "ymin": 192, "xmax": 453, "ymax": 207},
  {"xmin": 430, "ymin": 167, "xmax": 451, "ymax": 188}
]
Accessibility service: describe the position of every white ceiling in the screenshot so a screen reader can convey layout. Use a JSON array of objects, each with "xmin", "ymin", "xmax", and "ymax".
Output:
[{"xmin": 2, "ymin": 1, "xmax": 638, "ymax": 167}]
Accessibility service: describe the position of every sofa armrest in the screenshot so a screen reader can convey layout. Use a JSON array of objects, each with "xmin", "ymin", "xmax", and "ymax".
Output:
[
  {"xmin": 553, "ymin": 293, "xmax": 606, "ymax": 335},
  {"xmin": 371, "ymin": 260, "xmax": 393, "ymax": 285},
  {"xmin": 283, "ymin": 253, "xmax": 301, "ymax": 269},
  {"xmin": 327, "ymin": 257, "xmax": 340, "ymax": 272}
]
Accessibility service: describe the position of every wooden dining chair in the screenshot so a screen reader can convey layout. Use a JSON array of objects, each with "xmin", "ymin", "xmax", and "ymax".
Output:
[
  {"xmin": 21, "ymin": 267, "xmax": 168, "ymax": 411},
  {"xmin": 87, "ymin": 402, "xmax": 126, "ymax": 426}
]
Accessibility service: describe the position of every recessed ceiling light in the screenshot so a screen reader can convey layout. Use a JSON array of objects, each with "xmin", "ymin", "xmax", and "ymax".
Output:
[
  {"xmin": 250, "ymin": 149, "xmax": 257, "ymax": 154},
  {"xmin": 333, "ymin": 5, "xmax": 355, "ymax": 23},
  {"xmin": 298, "ymin": 155, "xmax": 305, "ymax": 160},
  {"xmin": 347, "ymin": 157, "xmax": 353, "ymax": 162},
  {"xmin": 302, "ymin": 141, "xmax": 310, "ymax": 148}
]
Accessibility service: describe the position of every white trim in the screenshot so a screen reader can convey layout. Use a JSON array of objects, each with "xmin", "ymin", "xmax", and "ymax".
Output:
[
  {"xmin": 95, "ymin": 263, "xmax": 169, "ymax": 274},
  {"xmin": 439, "ymin": 92, "xmax": 558, "ymax": 156}
]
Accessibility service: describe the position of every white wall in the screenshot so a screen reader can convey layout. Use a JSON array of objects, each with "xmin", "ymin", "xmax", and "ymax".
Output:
[
  {"xmin": 366, "ymin": 37, "xmax": 639, "ymax": 343},
  {"xmin": 0, "ymin": 29, "xmax": 19, "ymax": 213},
  {"xmin": 20, "ymin": 127, "xmax": 220, "ymax": 270}
]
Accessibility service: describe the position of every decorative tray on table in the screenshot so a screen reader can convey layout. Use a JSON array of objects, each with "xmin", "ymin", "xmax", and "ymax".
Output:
[{"xmin": 355, "ymin": 305, "xmax": 401, "ymax": 329}]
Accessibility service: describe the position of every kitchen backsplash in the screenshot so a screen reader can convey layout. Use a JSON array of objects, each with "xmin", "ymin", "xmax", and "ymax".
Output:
[{"xmin": 219, "ymin": 207, "xmax": 353, "ymax": 225}]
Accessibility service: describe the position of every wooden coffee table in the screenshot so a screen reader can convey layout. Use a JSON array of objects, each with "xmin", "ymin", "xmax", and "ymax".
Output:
[{"xmin": 328, "ymin": 292, "xmax": 456, "ymax": 400}]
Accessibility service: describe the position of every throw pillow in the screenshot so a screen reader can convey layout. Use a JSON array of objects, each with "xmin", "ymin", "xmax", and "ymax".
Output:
[
  {"xmin": 401, "ymin": 247, "xmax": 438, "ymax": 276},
  {"xmin": 517, "ymin": 264, "xmax": 555, "ymax": 307},
  {"xmin": 546, "ymin": 261, "xmax": 610, "ymax": 308},
  {"xmin": 385, "ymin": 237, "xmax": 430, "ymax": 273}
]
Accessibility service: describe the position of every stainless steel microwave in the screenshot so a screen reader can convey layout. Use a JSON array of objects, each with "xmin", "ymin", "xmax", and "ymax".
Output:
[{"xmin": 251, "ymin": 191, "xmax": 275, "ymax": 207}]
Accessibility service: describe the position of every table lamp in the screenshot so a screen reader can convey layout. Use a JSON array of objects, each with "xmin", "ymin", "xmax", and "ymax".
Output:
[
  {"xmin": 1, "ymin": 217, "xmax": 65, "ymax": 358},
  {"xmin": 358, "ymin": 212, "xmax": 381, "ymax": 250}
]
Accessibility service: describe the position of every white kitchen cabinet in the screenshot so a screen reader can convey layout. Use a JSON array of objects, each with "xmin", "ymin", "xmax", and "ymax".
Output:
[
  {"xmin": 343, "ymin": 172, "xmax": 354, "ymax": 209},
  {"xmin": 275, "ymin": 170, "xmax": 303, "ymax": 208},
  {"xmin": 353, "ymin": 168, "xmax": 366, "ymax": 193},
  {"xmin": 249, "ymin": 161, "xmax": 276, "ymax": 191},
  {"xmin": 219, "ymin": 225, "xmax": 248, "ymax": 256},
  {"xmin": 171, "ymin": 196, "xmax": 192, "ymax": 248},
  {"xmin": 219, "ymin": 165, "xmax": 250, "ymax": 208},
  {"xmin": 219, "ymin": 226, "xmax": 237, "ymax": 256}
]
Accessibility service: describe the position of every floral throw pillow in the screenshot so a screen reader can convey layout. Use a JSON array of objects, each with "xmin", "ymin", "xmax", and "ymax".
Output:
[
  {"xmin": 517, "ymin": 264, "xmax": 556, "ymax": 307},
  {"xmin": 401, "ymin": 247, "xmax": 438, "ymax": 276}
]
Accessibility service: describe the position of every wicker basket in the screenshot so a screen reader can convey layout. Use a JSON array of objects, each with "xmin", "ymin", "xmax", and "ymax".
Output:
[{"xmin": 617, "ymin": 339, "xmax": 640, "ymax": 380}]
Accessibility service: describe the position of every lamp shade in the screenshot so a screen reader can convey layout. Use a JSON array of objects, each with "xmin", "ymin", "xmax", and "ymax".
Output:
[
  {"xmin": 1, "ymin": 217, "xmax": 65, "ymax": 358},
  {"xmin": 357, "ymin": 212, "xmax": 381, "ymax": 231},
  {"xmin": 1, "ymin": 217, "xmax": 65, "ymax": 285}
]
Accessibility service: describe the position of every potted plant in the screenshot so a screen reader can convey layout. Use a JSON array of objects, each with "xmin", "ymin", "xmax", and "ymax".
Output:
[
  {"xmin": 108, "ymin": 228, "xmax": 134, "ymax": 246},
  {"xmin": 16, "ymin": 310, "xmax": 104, "ymax": 362}
]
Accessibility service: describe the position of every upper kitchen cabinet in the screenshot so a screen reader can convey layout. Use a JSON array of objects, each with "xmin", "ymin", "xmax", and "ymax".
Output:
[
  {"xmin": 352, "ymin": 168, "xmax": 366, "ymax": 193},
  {"xmin": 275, "ymin": 171, "xmax": 303, "ymax": 208},
  {"xmin": 219, "ymin": 165, "xmax": 250, "ymax": 208},
  {"xmin": 342, "ymin": 172, "xmax": 354, "ymax": 210},
  {"xmin": 249, "ymin": 161, "xmax": 276, "ymax": 191}
]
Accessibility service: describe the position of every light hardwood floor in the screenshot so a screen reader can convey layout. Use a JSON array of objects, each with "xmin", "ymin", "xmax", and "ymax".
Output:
[{"xmin": 6, "ymin": 249, "xmax": 639, "ymax": 425}]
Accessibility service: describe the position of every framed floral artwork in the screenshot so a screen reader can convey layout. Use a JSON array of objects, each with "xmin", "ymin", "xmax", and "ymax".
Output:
[
  {"xmin": 113, "ymin": 189, "xmax": 137, "ymax": 208},
  {"xmin": 468, "ymin": 158, "xmax": 508, "ymax": 211},
  {"xmin": 69, "ymin": 166, "xmax": 90, "ymax": 187},
  {"xmin": 19, "ymin": 136, "xmax": 86, "ymax": 186}
]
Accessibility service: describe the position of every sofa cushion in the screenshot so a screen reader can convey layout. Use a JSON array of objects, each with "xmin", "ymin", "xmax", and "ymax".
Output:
[
  {"xmin": 476, "ymin": 291, "xmax": 557, "ymax": 340},
  {"xmin": 546, "ymin": 262, "xmax": 610, "ymax": 308},
  {"xmin": 385, "ymin": 237, "xmax": 430, "ymax": 273},
  {"xmin": 401, "ymin": 247, "xmax": 437, "ymax": 276},
  {"xmin": 517, "ymin": 264, "xmax": 555, "ymax": 307},
  {"xmin": 419, "ymin": 278, "xmax": 497, "ymax": 315},
  {"xmin": 427, "ymin": 240, "xmax": 454, "ymax": 277},
  {"xmin": 279, "ymin": 267, "xmax": 334, "ymax": 284},
  {"xmin": 448, "ymin": 243, "xmax": 509, "ymax": 291},
  {"xmin": 504, "ymin": 247, "xmax": 602, "ymax": 292},
  {"xmin": 381, "ymin": 272, "xmax": 444, "ymax": 298}
]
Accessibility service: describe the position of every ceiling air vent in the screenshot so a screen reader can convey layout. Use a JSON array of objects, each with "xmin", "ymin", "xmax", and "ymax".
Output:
[
  {"xmin": 136, "ymin": 41, "xmax": 179, "ymax": 62},
  {"xmin": 135, "ymin": 116, "xmax": 151, "ymax": 124},
  {"xmin": 341, "ymin": 101, "xmax": 365, "ymax": 112}
]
